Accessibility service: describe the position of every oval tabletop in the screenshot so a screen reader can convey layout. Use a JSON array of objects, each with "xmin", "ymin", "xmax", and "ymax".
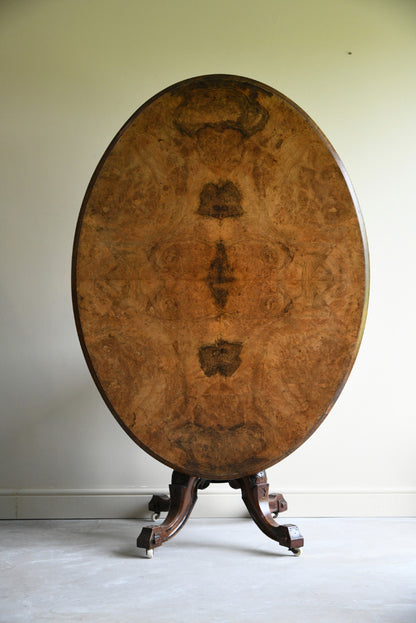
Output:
[{"xmin": 72, "ymin": 75, "xmax": 369, "ymax": 481}]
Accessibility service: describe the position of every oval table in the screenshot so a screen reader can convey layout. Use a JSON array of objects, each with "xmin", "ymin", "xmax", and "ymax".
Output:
[{"xmin": 72, "ymin": 75, "xmax": 369, "ymax": 557}]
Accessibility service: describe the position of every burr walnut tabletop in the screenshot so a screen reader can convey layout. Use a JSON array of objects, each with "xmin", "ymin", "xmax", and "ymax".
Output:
[{"xmin": 72, "ymin": 75, "xmax": 368, "ymax": 481}]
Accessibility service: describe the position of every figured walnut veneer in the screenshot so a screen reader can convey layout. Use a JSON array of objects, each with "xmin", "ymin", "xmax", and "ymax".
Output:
[{"xmin": 72, "ymin": 75, "xmax": 369, "ymax": 481}]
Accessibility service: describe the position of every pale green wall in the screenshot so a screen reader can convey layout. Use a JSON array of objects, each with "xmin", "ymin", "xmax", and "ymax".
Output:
[{"xmin": 1, "ymin": 0, "xmax": 415, "ymax": 517}]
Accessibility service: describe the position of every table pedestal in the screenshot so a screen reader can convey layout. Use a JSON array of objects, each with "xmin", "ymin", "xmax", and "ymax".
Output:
[{"xmin": 137, "ymin": 470, "xmax": 303, "ymax": 558}]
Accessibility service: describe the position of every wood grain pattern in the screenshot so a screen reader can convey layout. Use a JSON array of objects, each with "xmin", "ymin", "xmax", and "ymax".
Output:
[{"xmin": 72, "ymin": 75, "xmax": 369, "ymax": 481}]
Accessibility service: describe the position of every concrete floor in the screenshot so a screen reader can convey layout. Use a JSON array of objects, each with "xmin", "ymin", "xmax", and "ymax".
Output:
[{"xmin": 0, "ymin": 518, "xmax": 415, "ymax": 622}]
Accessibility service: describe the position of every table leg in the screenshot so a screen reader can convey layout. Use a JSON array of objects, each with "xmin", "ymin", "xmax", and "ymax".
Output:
[
  {"xmin": 138, "ymin": 470, "xmax": 303, "ymax": 557},
  {"xmin": 148, "ymin": 493, "xmax": 170, "ymax": 521},
  {"xmin": 235, "ymin": 471, "xmax": 304, "ymax": 555},
  {"xmin": 137, "ymin": 471, "xmax": 203, "ymax": 557}
]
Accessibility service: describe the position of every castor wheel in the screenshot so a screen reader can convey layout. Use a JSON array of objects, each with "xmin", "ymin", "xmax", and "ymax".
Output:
[
  {"xmin": 145, "ymin": 549, "xmax": 154, "ymax": 559},
  {"xmin": 289, "ymin": 547, "xmax": 302, "ymax": 557}
]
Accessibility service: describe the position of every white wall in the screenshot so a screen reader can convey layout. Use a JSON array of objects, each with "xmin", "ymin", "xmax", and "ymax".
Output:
[{"xmin": 1, "ymin": 0, "xmax": 415, "ymax": 519}]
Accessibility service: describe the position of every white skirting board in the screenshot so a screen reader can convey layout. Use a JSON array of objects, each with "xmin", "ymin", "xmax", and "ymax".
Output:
[{"xmin": 0, "ymin": 488, "xmax": 415, "ymax": 519}]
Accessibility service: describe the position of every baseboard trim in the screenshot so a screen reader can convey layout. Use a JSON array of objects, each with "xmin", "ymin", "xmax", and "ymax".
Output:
[{"xmin": 0, "ymin": 488, "xmax": 415, "ymax": 519}]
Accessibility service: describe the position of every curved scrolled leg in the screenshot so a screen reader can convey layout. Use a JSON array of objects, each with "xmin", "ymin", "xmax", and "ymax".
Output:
[
  {"xmin": 268, "ymin": 492, "xmax": 288, "ymax": 517},
  {"xmin": 148, "ymin": 493, "xmax": 171, "ymax": 521},
  {"xmin": 137, "ymin": 471, "xmax": 202, "ymax": 556},
  {"xmin": 236, "ymin": 471, "xmax": 304, "ymax": 554}
]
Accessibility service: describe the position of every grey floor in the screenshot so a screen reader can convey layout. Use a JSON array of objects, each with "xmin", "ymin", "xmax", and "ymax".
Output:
[{"xmin": 0, "ymin": 518, "xmax": 415, "ymax": 623}]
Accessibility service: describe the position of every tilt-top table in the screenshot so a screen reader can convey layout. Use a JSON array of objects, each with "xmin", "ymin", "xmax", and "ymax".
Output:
[{"xmin": 72, "ymin": 75, "xmax": 369, "ymax": 557}]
